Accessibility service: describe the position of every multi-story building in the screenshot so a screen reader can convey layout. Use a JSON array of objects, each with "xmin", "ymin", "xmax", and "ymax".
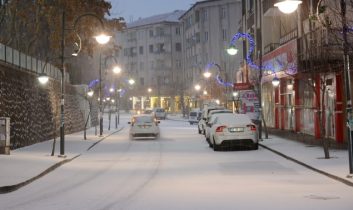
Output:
[
  {"xmin": 179, "ymin": 0, "xmax": 242, "ymax": 109},
  {"xmin": 180, "ymin": 0, "xmax": 242, "ymax": 110},
  {"xmin": 115, "ymin": 10, "xmax": 184, "ymax": 112},
  {"xmin": 241, "ymin": 0, "xmax": 353, "ymax": 144}
]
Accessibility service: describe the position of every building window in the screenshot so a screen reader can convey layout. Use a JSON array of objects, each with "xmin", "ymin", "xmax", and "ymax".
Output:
[
  {"xmin": 156, "ymin": 27, "xmax": 165, "ymax": 36},
  {"xmin": 204, "ymin": 31, "xmax": 209, "ymax": 42},
  {"xmin": 202, "ymin": 9, "xmax": 208, "ymax": 22},
  {"xmin": 149, "ymin": 45, "xmax": 154, "ymax": 53},
  {"xmin": 157, "ymin": 43, "xmax": 165, "ymax": 53},
  {"xmin": 221, "ymin": 7, "xmax": 226, "ymax": 19},
  {"xmin": 195, "ymin": 32, "xmax": 200, "ymax": 43},
  {"xmin": 176, "ymin": 59, "xmax": 181, "ymax": 68},
  {"xmin": 175, "ymin": 27, "xmax": 181, "ymax": 35},
  {"xmin": 195, "ymin": 10, "xmax": 200, "ymax": 22},
  {"xmin": 149, "ymin": 29, "xmax": 154, "ymax": 37},
  {"xmin": 175, "ymin": 43, "xmax": 182, "ymax": 52},
  {"xmin": 222, "ymin": 29, "xmax": 227, "ymax": 41},
  {"xmin": 139, "ymin": 46, "xmax": 144, "ymax": 54}
]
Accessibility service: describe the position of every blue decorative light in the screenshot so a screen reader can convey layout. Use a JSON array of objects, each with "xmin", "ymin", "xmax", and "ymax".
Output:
[
  {"xmin": 88, "ymin": 79, "xmax": 99, "ymax": 88},
  {"xmin": 229, "ymin": 32, "xmax": 297, "ymax": 75},
  {"xmin": 205, "ymin": 61, "xmax": 233, "ymax": 87}
]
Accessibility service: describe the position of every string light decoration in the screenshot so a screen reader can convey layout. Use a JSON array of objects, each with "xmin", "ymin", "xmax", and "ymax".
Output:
[
  {"xmin": 228, "ymin": 32, "xmax": 297, "ymax": 77},
  {"xmin": 205, "ymin": 62, "xmax": 233, "ymax": 87}
]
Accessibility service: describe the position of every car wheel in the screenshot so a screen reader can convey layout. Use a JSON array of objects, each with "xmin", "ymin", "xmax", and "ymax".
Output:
[
  {"xmin": 252, "ymin": 143, "xmax": 259, "ymax": 150},
  {"xmin": 206, "ymin": 137, "xmax": 213, "ymax": 148},
  {"xmin": 213, "ymin": 137, "xmax": 220, "ymax": 151}
]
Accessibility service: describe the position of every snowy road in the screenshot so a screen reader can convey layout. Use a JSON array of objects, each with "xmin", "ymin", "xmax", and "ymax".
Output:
[{"xmin": 1, "ymin": 116, "xmax": 353, "ymax": 210}]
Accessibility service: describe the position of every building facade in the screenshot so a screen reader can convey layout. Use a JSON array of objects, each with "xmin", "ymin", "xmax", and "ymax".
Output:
[
  {"xmin": 115, "ymin": 10, "xmax": 184, "ymax": 112},
  {"xmin": 179, "ymin": 0, "xmax": 242, "ymax": 110},
  {"xmin": 241, "ymin": 0, "xmax": 353, "ymax": 144}
]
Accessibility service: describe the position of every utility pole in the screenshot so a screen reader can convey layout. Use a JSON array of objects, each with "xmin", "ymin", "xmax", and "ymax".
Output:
[{"xmin": 341, "ymin": 0, "xmax": 353, "ymax": 175}]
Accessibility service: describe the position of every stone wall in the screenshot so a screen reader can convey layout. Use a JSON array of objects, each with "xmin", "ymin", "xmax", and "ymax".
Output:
[{"xmin": 0, "ymin": 62, "xmax": 91, "ymax": 149}]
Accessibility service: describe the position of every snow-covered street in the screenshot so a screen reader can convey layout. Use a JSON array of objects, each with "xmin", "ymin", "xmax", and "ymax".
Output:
[{"xmin": 1, "ymin": 114, "xmax": 353, "ymax": 210}]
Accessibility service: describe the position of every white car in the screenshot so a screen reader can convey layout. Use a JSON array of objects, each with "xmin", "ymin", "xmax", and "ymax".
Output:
[
  {"xmin": 153, "ymin": 108, "xmax": 167, "ymax": 120},
  {"xmin": 204, "ymin": 110, "xmax": 233, "ymax": 143},
  {"xmin": 128, "ymin": 115, "xmax": 160, "ymax": 139},
  {"xmin": 207, "ymin": 113, "xmax": 258, "ymax": 151},
  {"xmin": 188, "ymin": 110, "xmax": 202, "ymax": 125},
  {"xmin": 198, "ymin": 106, "xmax": 225, "ymax": 134}
]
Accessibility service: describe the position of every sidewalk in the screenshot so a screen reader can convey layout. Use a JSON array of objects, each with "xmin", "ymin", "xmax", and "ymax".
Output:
[
  {"xmin": 1, "ymin": 113, "xmax": 352, "ymax": 193},
  {"xmin": 0, "ymin": 115, "xmax": 127, "ymax": 193}
]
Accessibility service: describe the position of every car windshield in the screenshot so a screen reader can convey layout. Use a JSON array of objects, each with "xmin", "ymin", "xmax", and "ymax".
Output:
[
  {"xmin": 190, "ymin": 112, "xmax": 197, "ymax": 116},
  {"xmin": 156, "ymin": 109, "xmax": 164, "ymax": 112},
  {"xmin": 133, "ymin": 116, "xmax": 154, "ymax": 123}
]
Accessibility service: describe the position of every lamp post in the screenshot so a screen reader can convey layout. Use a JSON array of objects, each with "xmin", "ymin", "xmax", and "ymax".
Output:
[
  {"xmin": 113, "ymin": 66, "xmax": 122, "ymax": 129},
  {"xmin": 58, "ymin": 10, "xmax": 111, "ymax": 156}
]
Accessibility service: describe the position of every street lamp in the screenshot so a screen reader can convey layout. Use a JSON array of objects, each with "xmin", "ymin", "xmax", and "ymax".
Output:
[
  {"xmin": 203, "ymin": 71, "xmax": 211, "ymax": 78},
  {"xmin": 274, "ymin": 0, "xmax": 302, "ymax": 14},
  {"xmin": 94, "ymin": 34, "xmax": 112, "ymax": 44},
  {"xmin": 87, "ymin": 89, "xmax": 94, "ymax": 97},
  {"xmin": 272, "ymin": 76, "xmax": 280, "ymax": 87},
  {"xmin": 128, "ymin": 78, "xmax": 135, "ymax": 85},
  {"xmin": 38, "ymin": 73, "xmax": 49, "ymax": 85},
  {"xmin": 226, "ymin": 44, "xmax": 238, "ymax": 55},
  {"xmin": 113, "ymin": 67, "xmax": 122, "ymax": 128},
  {"xmin": 57, "ymin": 11, "xmax": 111, "ymax": 155}
]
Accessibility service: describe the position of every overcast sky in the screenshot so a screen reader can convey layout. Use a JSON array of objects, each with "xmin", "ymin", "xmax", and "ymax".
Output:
[{"xmin": 108, "ymin": 0, "xmax": 198, "ymax": 22}]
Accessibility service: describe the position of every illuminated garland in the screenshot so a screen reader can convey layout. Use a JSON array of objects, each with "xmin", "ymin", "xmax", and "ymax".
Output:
[
  {"xmin": 229, "ymin": 32, "xmax": 297, "ymax": 75},
  {"xmin": 205, "ymin": 62, "xmax": 233, "ymax": 87}
]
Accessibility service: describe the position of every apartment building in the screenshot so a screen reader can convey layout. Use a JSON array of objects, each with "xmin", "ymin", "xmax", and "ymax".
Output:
[
  {"xmin": 179, "ymin": 0, "xmax": 242, "ymax": 108},
  {"xmin": 115, "ymin": 10, "xmax": 184, "ymax": 112},
  {"xmin": 242, "ymin": 0, "xmax": 352, "ymax": 144}
]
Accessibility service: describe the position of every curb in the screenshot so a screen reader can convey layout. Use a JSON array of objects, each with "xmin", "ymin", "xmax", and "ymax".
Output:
[
  {"xmin": 259, "ymin": 143, "xmax": 353, "ymax": 187},
  {"xmin": 0, "ymin": 127, "xmax": 125, "ymax": 194}
]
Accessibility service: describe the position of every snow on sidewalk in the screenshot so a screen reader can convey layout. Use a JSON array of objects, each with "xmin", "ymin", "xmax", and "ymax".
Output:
[
  {"xmin": 0, "ymin": 114, "xmax": 129, "ymax": 187},
  {"xmin": 260, "ymin": 135, "xmax": 353, "ymax": 183}
]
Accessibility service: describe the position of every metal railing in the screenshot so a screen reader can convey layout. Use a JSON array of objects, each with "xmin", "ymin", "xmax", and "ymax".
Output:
[{"xmin": 0, "ymin": 43, "xmax": 68, "ymax": 82}]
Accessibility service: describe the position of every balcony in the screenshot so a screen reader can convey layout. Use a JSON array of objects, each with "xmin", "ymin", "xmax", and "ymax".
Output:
[
  {"xmin": 298, "ymin": 28, "xmax": 344, "ymax": 73},
  {"xmin": 264, "ymin": 43, "xmax": 280, "ymax": 54},
  {"xmin": 280, "ymin": 29, "xmax": 297, "ymax": 45}
]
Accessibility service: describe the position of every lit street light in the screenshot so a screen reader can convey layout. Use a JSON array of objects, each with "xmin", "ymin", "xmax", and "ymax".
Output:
[
  {"xmin": 37, "ymin": 73, "xmax": 49, "ymax": 85},
  {"xmin": 274, "ymin": 0, "xmax": 302, "ymax": 14},
  {"xmin": 226, "ymin": 44, "xmax": 238, "ymax": 55},
  {"xmin": 272, "ymin": 76, "xmax": 280, "ymax": 87}
]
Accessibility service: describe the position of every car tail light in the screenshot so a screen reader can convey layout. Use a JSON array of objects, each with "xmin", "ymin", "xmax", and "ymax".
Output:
[
  {"xmin": 216, "ymin": 125, "xmax": 227, "ymax": 132},
  {"xmin": 247, "ymin": 124, "xmax": 256, "ymax": 131}
]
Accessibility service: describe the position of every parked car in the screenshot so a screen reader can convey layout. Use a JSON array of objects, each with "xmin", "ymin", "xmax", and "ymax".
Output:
[
  {"xmin": 204, "ymin": 110, "xmax": 233, "ymax": 142},
  {"xmin": 207, "ymin": 113, "xmax": 258, "ymax": 151},
  {"xmin": 188, "ymin": 110, "xmax": 202, "ymax": 125},
  {"xmin": 128, "ymin": 114, "xmax": 160, "ymax": 139},
  {"xmin": 153, "ymin": 108, "xmax": 167, "ymax": 120},
  {"xmin": 198, "ymin": 106, "xmax": 225, "ymax": 134}
]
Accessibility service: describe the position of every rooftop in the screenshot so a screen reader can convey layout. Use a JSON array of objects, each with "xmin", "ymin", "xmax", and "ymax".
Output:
[{"xmin": 127, "ymin": 10, "xmax": 185, "ymax": 28}]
